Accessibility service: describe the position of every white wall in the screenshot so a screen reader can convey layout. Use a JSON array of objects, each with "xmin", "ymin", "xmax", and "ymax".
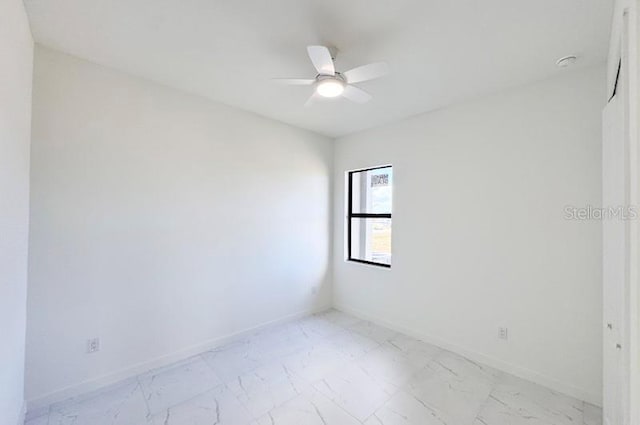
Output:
[
  {"xmin": 333, "ymin": 66, "xmax": 605, "ymax": 404},
  {"xmin": 26, "ymin": 46, "xmax": 333, "ymax": 408},
  {"xmin": 0, "ymin": 0, "xmax": 33, "ymax": 424}
]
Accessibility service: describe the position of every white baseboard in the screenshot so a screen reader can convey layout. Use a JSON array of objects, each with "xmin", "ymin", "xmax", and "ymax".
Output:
[
  {"xmin": 334, "ymin": 304, "xmax": 602, "ymax": 407},
  {"xmin": 26, "ymin": 306, "xmax": 329, "ymax": 415}
]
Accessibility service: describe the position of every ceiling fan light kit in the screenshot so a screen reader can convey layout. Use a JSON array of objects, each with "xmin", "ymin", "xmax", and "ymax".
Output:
[
  {"xmin": 273, "ymin": 45, "xmax": 389, "ymax": 106},
  {"xmin": 316, "ymin": 74, "xmax": 345, "ymax": 97}
]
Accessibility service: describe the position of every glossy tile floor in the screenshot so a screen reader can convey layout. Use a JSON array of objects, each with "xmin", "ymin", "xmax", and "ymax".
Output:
[{"xmin": 26, "ymin": 310, "xmax": 602, "ymax": 425}]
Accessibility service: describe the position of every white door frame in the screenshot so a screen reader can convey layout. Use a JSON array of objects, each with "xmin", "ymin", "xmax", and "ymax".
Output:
[
  {"xmin": 606, "ymin": 1, "xmax": 639, "ymax": 424},
  {"xmin": 629, "ymin": 1, "xmax": 640, "ymax": 422}
]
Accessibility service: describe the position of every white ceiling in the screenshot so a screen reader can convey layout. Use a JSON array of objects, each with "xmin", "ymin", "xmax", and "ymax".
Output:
[{"xmin": 24, "ymin": 0, "xmax": 612, "ymax": 138}]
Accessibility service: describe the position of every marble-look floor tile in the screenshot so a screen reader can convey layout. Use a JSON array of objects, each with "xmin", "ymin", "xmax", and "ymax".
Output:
[
  {"xmin": 347, "ymin": 320, "xmax": 398, "ymax": 344},
  {"xmin": 139, "ymin": 356, "xmax": 223, "ymax": 414},
  {"xmin": 25, "ymin": 406, "xmax": 50, "ymax": 423},
  {"xmin": 247, "ymin": 322, "xmax": 315, "ymax": 364},
  {"xmin": 386, "ymin": 334, "xmax": 442, "ymax": 361},
  {"xmin": 254, "ymin": 389, "xmax": 362, "ymax": 425},
  {"xmin": 314, "ymin": 361, "xmax": 397, "ymax": 421},
  {"xmin": 475, "ymin": 374, "xmax": 584, "ymax": 425},
  {"xmin": 48, "ymin": 380, "xmax": 150, "ymax": 425},
  {"xmin": 314, "ymin": 309, "xmax": 364, "ymax": 328},
  {"xmin": 583, "ymin": 403, "xmax": 602, "ymax": 425},
  {"xmin": 358, "ymin": 342, "xmax": 431, "ymax": 387},
  {"xmin": 201, "ymin": 340, "xmax": 262, "ymax": 383},
  {"xmin": 364, "ymin": 390, "xmax": 453, "ymax": 425},
  {"xmin": 404, "ymin": 350, "xmax": 501, "ymax": 425},
  {"xmin": 227, "ymin": 360, "xmax": 309, "ymax": 417},
  {"xmin": 323, "ymin": 329, "xmax": 381, "ymax": 360},
  {"xmin": 296, "ymin": 315, "xmax": 345, "ymax": 340},
  {"xmin": 150, "ymin": 385, "xmax": 253, "ymax": 425},
  {"xmin": 282, "ymin": 343, "xmax": 350, "ymax": 382},
  {"xmin": 433, "ymin": 349, "xmax": 503, "ymax": 381}
]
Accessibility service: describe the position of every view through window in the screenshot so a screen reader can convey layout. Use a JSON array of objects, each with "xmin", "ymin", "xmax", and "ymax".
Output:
[{"xmin": 347, "ymin": 166, "xmax": 392, "ymax": 267}]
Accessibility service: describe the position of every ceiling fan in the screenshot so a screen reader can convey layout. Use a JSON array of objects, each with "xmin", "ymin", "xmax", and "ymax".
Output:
[{"xmin": 273, "ymin": 45, "xmax": 389, "ymax": 106}]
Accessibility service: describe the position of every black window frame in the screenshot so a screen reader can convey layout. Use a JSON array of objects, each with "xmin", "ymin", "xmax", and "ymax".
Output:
[{"xmin": 347, "ymin": 165, "xmax": 392, "ymax": 268}]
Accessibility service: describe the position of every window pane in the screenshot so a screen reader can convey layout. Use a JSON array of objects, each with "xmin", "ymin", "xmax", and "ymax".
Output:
[
  {"xmin": 350, "ymin": 218, "xmax": 392, "ymax": 265},
  {"xmin": 351, "ymin": 167, "xmax": 392, "ymax": 214}
]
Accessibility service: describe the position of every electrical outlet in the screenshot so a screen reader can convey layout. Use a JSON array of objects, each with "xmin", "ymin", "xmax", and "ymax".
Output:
[
  {"xmin": 498, "ymin": 327, "xmax": 508, "ymax": 340},
  {"xmin": 87, "ymin": 338, "xmax": 100, "ymax": 353}
]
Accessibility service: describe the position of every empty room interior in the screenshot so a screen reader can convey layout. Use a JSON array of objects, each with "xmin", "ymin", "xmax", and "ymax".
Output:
[{"xmin": 2, "ymin": 0, "xmax": 640, "ymax": 424}]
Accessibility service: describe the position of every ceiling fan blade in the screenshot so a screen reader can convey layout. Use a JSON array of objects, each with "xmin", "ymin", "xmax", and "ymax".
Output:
[
  {"xmin": 304, "ymin": 92, "xmax": 321, "ymax": 107},
  {"xmin": 342, "ymin": 85, "xmax": 372, "ymax": 104},
  {"xmin": 307, "ymin": 46, "xmax": 335, "ymax": 76},
  {"xmin": 271, "ymin": 78, "xmax": 315, "ymax": 85},
  {"xmin": 343, "ymin": 62, "xmax": 389, "ymax": 84}
]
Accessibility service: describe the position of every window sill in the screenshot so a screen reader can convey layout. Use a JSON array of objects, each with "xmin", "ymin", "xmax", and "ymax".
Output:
[{"xmin": 346, "ymin": 259, "xmax": 391, "ymax": 269}]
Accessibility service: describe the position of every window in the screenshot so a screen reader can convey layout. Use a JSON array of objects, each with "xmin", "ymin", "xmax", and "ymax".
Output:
[{"xmin": 347, "ymin": 166, "xmax": 392, "ymax": 267}]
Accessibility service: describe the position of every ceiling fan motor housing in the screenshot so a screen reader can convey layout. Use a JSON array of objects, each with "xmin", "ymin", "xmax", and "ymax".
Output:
[{"xmin": 316, "ymin": 72, "xmax": 345, "ymax": 82}]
